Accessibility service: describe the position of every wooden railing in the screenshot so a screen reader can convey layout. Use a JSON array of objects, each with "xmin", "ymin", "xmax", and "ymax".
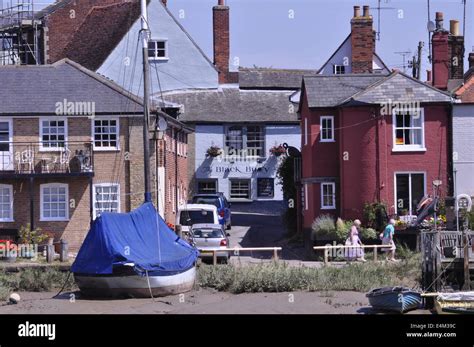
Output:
[{"xmin": 198, "ymin": 247, "xmax": 282, "ymax": 265}]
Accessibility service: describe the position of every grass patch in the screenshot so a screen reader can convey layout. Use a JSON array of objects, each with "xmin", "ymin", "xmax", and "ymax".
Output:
[
  {"xmin": 198, "ymin": 253, "xmax": 421, "ymax": 294},
  {"xmin": 0, "ymin": 267, "xmax": 76, "ymax": 300}
]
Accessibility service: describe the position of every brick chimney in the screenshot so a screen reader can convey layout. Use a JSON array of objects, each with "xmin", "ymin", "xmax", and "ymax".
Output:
[
  {"xmin": 213, "ymin": 0, "xmax": 230, "ymax": 84},
  {"xmin": 351, "ymin": 5, "xmax": 374, "ymax": 74},
  {"xmin": 448, "ymin": 19, "xmax": 464, "ymax": 80},
  {"xmin": 431, "ymin": 12, "xmax": 450, "ymax": 90},
  {"xmin": 470, "ymin": 51, "xmax": 474, "ymax": 69}
]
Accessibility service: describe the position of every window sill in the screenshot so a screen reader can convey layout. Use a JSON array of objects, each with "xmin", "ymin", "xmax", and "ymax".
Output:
[
  {"xmin": 40, "ymin": 218, "xmax": 69, "ymax": 222},
  {"xmin": 149, "ymin": 57, "xmax": 169, "ymax": 62},
  {"xmin": 392, "ymin": 147, "xmax": 427, "ymax": 153},
  {"xmin": 39, "ymin": 148, "xmax": 67, "ymax": 153},
  {"xmin": 0, "ymin": 219, "xmax": 14, "ymax": 223},
  {"xmin": 319, "ymin": 140, "xmax": 335, "ymax": 143},
  {"xmin": 229, "ymin": 198, "xmax": 253, "ymax": 203},
  {"xmin": 93, "ymin": 147, "xmax": 120, "ymax": 152},
  {"xmin": 321, "ymin": 206, "xmax": 336, "ymax": 210}
]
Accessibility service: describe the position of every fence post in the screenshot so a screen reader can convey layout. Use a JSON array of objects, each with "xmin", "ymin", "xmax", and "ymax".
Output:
[
  {"xmin": 273, "ymin": 248, "xmax": 279, "ymax": 261},
  {"xmin": 213, "ymin": 250, "xmax": 217, "ymax": 266},
  {"xmin": 324, "ymin": 248, "xmax": 328, "ymax": 264},
  {"xmin": 373, "ymin": 245, "xmax": 377, "ymax": 262}
]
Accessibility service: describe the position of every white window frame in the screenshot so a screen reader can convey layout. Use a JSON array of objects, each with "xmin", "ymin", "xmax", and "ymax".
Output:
[
  {"xmin": 93, "ymin": 183, "xmax": 121, "ymax": 219},
  {"xmin": 320, "ymin": 116, "xmax": 335, "ymax": 142},
  {"xmin": 392, "ymin": 109, "xmax": 426, "ymax": 152},
  {"xmin": 320, "ymin": 182, "xmax": 336, "ymax": 210},
  {"xmin": 0, "ymin": 184, "xmax": 14, "ymax": 222},
  {"xmin": 0, "ymin": 119, "xmax": 13, "ymax": 171},
  {"xmin": 92, "ymin": 117, "xmax": 120, "ymax": 151},
  {"xmin": 393, "ymin": 172, "xmax": 426, "ymax": 216},
  {"xmin": 148, "ymin": 39, "xmax": 169, "ymax": 61},
  {"xmin": 229, "ymin": 179, "xmax": 251, "ymax": 201},
  {"xmin": 40, "ymin": 183, "xmax": 69, "ymax": 221},
  {"xmin": 39, "ymin": 117, "xmax": 68, "ymax": 151},
  {"xmin": 333, "ymin": 65, "xmax": 345, "ymax": 75}
]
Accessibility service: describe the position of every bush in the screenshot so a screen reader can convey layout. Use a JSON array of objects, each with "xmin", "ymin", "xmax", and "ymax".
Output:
[
  {"xmin": 360, "ymin": 227, "xmax": 377, "ymax": 240},
  {"xmin": 363, "ymin": 202, "xmax": 388, "ymax": 231},
  {"xmin": 335, "ymin": 218, "xmax": 350, "ymax": 241},
  {"xmin": 311, "ymin": 215, "xmax": 336, "ymax": 240}
]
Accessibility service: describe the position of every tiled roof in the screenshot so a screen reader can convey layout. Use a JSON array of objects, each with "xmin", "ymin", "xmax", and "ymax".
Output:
[
  {"xmin": 239, "ymin": 68, "xmax": 318, "ymax": 90},
  {"xmin": 161, "ymin": 88, "xmax": 299, "ymax": 123},
  {"xmin": 303, "ymin": 72, "xmax": 452, "ymax": 108},
  {"xmin": 0, "ymin": 59, "xmax": 143, "ymax": 115},
  {"xmin": 303, "ymin": 74, "xmax": 386, "ymax": 107}
]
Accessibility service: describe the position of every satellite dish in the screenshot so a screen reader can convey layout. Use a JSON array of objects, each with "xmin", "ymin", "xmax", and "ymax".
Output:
[
  {"xmin": 158, "ymin": 116, "xmax": 168, "ymax": 131},
  {"xmin": 427, "ymin": 21, "xmax": 435, "ymax": 32}
]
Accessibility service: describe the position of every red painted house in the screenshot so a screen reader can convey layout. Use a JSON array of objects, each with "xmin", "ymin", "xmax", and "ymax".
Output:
[{"xmin": 299, "ymin": 71, "xmax": 453, "ymax": 233}]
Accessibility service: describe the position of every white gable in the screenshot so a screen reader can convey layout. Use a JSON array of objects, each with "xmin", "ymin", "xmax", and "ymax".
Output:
[
  {"xmin": 318, "ymin": 34, "xmax": 389, "ymax": 75},
  {"xmin": 97, "ymin": 0, "xmax": 218, "ymax": 96}
]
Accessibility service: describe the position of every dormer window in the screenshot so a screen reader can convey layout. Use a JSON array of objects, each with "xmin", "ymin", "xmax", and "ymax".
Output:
[
  {"xmin": 148, "ymin": 40, "xmax": 168, "ymax": 60},
  {"xmin": 333, "ymin": 65, "xmax": 345, "ymax": 75}
]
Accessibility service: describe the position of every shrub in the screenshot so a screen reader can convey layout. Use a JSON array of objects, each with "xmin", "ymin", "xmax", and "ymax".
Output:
[
  {"xmin": 197, "ymin": 255, "xmax": 422, "ymax": 294},
  {"xmin": 360, "ymin": 227, "xmax": 377, "ymax": 240},
  {"xmin": 311, "ymin": 215, "xmax": 336, "ymax": 240},
  {"xmin": 363, "ymin": 202, "xmax": 388, "ymax": 231},
  {"xmin": 336, "ymin": 218, "xmax": 351, "ymax": 241}
]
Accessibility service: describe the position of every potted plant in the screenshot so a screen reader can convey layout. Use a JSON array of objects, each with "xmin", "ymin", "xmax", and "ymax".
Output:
[
  {"xmin": 269, "ymin": 144, "xmax": 286, "ymax": 157},
  {"xmin": 18, "ymin": 224, "xmax": 49, "ymax": 259},
  {"xmin": 206, "ymin": 145, "xmax": 222, "ymax": 158}
]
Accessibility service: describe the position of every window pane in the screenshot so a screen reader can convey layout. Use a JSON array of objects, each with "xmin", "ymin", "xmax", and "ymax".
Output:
[{"xmin": 396, "ymin": 174, "xmax": 410, "ymax": 215}]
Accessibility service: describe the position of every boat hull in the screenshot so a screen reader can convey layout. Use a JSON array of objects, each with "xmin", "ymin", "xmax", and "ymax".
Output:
[
  {"xmin": 74, "ymin": 266, "xmax": 196, "ymax": 298},
  {"xmin": 367, "ymin": 287, "xmax": 422, "ymax": 313},
  {"xmin": 434, "ymin": 292, "xmax": 474, "ymax": 315}
]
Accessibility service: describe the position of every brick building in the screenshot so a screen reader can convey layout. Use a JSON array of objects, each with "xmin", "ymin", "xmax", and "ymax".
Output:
[{"xmin": 0, "ymin": 59, "xmax": 189, "ymax": 250}]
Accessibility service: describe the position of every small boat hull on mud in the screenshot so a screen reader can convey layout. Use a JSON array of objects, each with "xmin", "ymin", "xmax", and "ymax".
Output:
[
  {"xmin": 434, "ymin": 291, "xmax": 474, "ymax": 315},
  {"xmin": 74, "ymin": 266, "xmax": 196, "ymax": 298},
  {"xmin": 366, "ymin": 287, "xmax": 422, "ymax": 313}
]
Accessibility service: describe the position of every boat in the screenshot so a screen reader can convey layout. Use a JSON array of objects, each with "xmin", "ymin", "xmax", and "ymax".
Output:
[
  {"xmin": 71, "ymin": 0, "xmax": 199, "ymax": 298},
  {"xmin": 366, "ymin": 286, "xmax": 422, "ymax": 313},
  {"xmin": 434, "ymin": 291, "xmax": 474, "ymax": 314}
]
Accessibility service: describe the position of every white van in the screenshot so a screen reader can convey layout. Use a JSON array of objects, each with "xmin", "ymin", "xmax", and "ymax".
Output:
[{"xmin": 176, "ymin": 204, "xmax": 219, "ymax": 235}]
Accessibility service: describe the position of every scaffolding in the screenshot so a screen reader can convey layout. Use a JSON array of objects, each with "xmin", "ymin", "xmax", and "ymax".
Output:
[{"xmin": 0, "ymin": 0, "xmax": 42, "ymax": 65}]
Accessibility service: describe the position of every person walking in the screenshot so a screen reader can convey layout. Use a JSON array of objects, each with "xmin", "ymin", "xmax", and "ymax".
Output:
[
  {"xmin": 381, "ymin": 219, "xmax": 397, "ymax": 261},
  {"xmin": 346, "ymin": 219, "xmax": 366, "ymax": 262}
]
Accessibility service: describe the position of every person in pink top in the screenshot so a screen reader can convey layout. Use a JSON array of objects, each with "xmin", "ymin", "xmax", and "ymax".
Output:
[{"xmin": 345, "ymin": 219, "xmax": 366, "ymax": 262}]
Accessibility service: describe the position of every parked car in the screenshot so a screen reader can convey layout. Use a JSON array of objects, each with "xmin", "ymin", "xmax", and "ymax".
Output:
[
  {"xmin": 191, "ymin": 223, "xmax": 230, "ymax": 263},
  {"xmin": 191, "ymin": 193, "xmax": 232, "ymax": 230},
  {"xmin": 176, "ymin": 204, "xmax": 219, "ymax": 236}
]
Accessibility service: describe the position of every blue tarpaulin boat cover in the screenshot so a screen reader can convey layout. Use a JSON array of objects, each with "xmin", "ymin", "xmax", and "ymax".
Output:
[{"xmin": 72, "ymin": 203, "xmax": 199, "ymax": 275}]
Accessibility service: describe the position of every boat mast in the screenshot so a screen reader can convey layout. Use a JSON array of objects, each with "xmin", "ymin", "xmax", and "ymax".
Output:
[{"xmin": 140, "ymin": 0, "xmax": 152, "ymax": 203}]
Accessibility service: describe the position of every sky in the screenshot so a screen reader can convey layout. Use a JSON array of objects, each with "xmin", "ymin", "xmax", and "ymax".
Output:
[
  {"xmin": 166, "ymin": 0, "xmax": 473, "ymax": 76},
  {"xmin": 24, "ymin": 0, "xmax": 474, "ymax": 76}
]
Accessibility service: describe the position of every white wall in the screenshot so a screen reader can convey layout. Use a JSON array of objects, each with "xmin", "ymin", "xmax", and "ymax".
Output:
[
  {"xmin": 453, "ymin": 104, "xmax": 474, "ymax": 196},
  {"xmin": 194, "ymin": 124, "xmax": 301, "ymax": 201}
]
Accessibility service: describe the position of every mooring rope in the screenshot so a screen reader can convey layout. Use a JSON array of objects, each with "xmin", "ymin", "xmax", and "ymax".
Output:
[{"xmin": 52, "ymin": 271, "xmax": 72, "ymax": 299}]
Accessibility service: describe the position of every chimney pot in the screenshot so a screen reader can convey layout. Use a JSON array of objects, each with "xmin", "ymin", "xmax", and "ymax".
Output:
[
  {"xmin": 218, "ymin": 0, "xmax": 225, "ymax": 5},
  {"xmin": 353, "ymin": 6, "xmax": 361, "ymax": 18},
  {"xmin": 435, "ymin": 12, "xmax": 444, "ymax": 30},
  {"xmin": 469, "ymin": 51, "xmax": 474, "ymax": 69},
  {"xmin": 363, "ymin": 5, "xmax": 370, "ymax": 17},
  {"xmin": 450, "ymin": 20, "xmax": 460, "ymax": 36}
]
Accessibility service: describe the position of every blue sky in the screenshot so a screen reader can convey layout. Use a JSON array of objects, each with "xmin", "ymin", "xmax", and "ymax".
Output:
[
  {"xmin": 31, "ymin": 0, "xmax": 473, "ymax": 75},
  {"xmin": 167, "ymin": 0, "xmax": 473, "ymax": 76}
]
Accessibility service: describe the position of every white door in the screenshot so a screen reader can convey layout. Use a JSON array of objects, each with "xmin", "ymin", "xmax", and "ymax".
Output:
[{"xmin": 0, "ymin": 120, "xmax": 13, "ymax": 171}]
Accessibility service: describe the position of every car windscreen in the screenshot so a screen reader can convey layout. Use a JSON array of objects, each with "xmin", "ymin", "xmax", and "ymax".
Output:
[
  {"xmin": 179, "ymin": 210, "xmax": 214, "ymax": 226},
  {"xmin": 192, "ymin": 197, "xmax": 220, "ymax": 208},
  {"xmin": 192, "ymin": 228, "xmax": 223, "ymax": 238}
]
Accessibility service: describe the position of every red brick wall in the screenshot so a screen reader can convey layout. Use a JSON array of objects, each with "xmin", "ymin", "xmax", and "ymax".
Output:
[
  {"xmin": 351, "ymin": 14, "xmax": 374, "ymax": 74},
  {"xmin": 432, "ymin": 31, "xmax": 450, "ymax": 90},
  {"xmin": 301, "ymin": 104, "xmax": 450, "ymax": 227},
  {"xmin": 213, "ymin": 4, "xmax": 230, "ymax": 84}
]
